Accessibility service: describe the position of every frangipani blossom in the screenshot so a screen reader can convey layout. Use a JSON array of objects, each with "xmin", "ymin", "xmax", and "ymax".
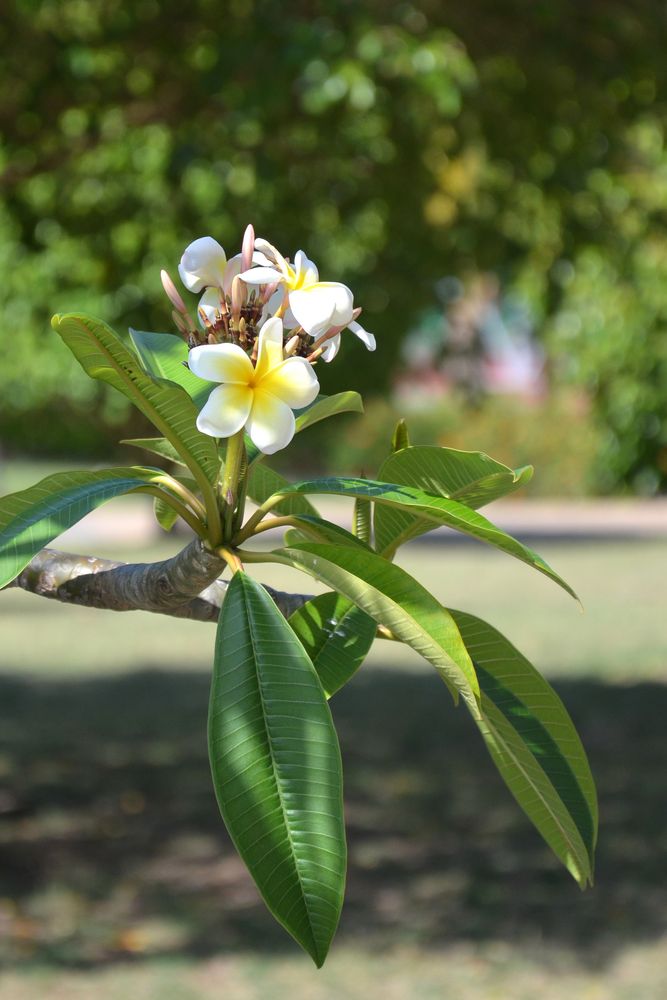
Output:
[
  {"xmin": 189, "ymin": 317, "xmax": 319, "ymax": 455},
  {"xmin": 180, "ymin": 236, "xmax": 264, "ymax": 327},
  {"xmin": 240, "ymin": 243, "xmax": 355, "ymax": 340}
]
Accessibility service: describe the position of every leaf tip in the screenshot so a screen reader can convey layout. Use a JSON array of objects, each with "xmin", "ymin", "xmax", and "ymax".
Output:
[{"xmin": 51, "ymin": 313, "xmax": 62, "ymax": 331}]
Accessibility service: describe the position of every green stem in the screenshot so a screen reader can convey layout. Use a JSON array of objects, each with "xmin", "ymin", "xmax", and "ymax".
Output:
[
  {"xmin": 151, "ymin": 474, "xmax": 207, "ymax": 521},
  {"xmin": 236, "ymin": 492, "xmax": 285, "ymax": 541},
  {"xmin": 221, "ymin": 430, "xmax": 247, "ymax": 539}
]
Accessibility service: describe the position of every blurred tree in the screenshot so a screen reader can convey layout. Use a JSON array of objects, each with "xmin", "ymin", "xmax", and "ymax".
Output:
[{"xmin": 0, "ymin": 0, "xmax": 665, "ymax": 489}]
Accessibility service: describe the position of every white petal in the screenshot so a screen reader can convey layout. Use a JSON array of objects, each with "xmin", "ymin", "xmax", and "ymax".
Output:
[
  {"xmin": 238, "ymin": 265, "xmax": 285, "ymax": 285},
  {"xmin": 188, "ymin": 343, "xmax": 253, "ymax": 384},
  {"xmin": 349, "ymin": 320, "xmax": 376, "ymax": 351},
  {"xmin": 261, "ymin": 357, "xmax": 320, "ymax": 408},
  {"xmin": 253, "ymin": 238, "xmax": 291, "ymax": 278},
  {"xmin": 196, "ymin": 384, "xmax": 253, "ymax": 438},
  {"xmin": 293, "ymin": 249, "xmax": 319, "ymax": 286},
  {"xmin": 178, "ymin": 237, "xmax": 227, "ymax": 292},
  {"xmin": 222, "ymin": 253, "xmax": 242, "ymax": 297},
  {"xmin": 259, "ymin": 290, "xmax": 296, "ymax": 329},
  {"xmin": 321, "ymin": 333, "xmax": 341, "ymax": 362},
  {"xmin": 289, "ymin": 282, "xmax": 354, "ymax": 337},
  {"xmin": 246, "ymin": 390, "xmax": 296, "ymax": 455},
  {"xmin": 197, "ymin": 287, "xmax": 225, "ymax": 328},
  {"xmin": 254, "ymin": 317, "xmax": 285, "ymax": 379}
]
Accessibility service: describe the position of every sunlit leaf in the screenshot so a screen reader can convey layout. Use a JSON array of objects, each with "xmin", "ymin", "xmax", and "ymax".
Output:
[
  {"xmin": 375, "ymin": 445, "xmax": 533, "ymax": 556},
  {"xmin": 279, "ymin": 476, "xmax": 576, "ymax": 599}
]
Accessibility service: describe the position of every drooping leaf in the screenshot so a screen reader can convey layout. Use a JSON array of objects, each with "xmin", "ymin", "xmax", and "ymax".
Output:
[
  {"xmin": 449, "ymin": 610, "xmax": 597, "ymax": 887},
  {"xmin": 375, "ymin": 446, "xmax": 533, "ymax": 556},
  {"xmin": 289, "ymin": 592, "xmax": 376, "ymax": 697},
  {"xmin": 52, "ymin": 314, "xmax": 219, "ymax": 492},
  {"xmin": 129, "ymin": 329, "xmax": 213, "ymax": 410},
  {"xmin": 0, "ymin": 467, "xmax": 163, "ymax": 588},
  {"xmin": 270, "ymin": 542, "xmax": 479, "ymax": 704},
  {"xmin": 121, "ymin": 436, "xmax": 188, "ymax": 469},
  {"xmin": 246, "ymin": 463, "xmax": 319, "ymax": 519},
  {"xmin": 278, "ymin": 477, "xmax": 576, "ymax": 599},
  {"xmin": 209, "ymin": 571, "xmax": 346, "ymax": 967}
]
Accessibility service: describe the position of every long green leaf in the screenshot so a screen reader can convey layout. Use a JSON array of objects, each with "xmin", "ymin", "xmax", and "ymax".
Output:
[
  {"xmin": 451, "ymin": 609, "xmax": 597, "ymax": 887},
  {"xmin": 289, "ymin": 592, "xmax": 376, "ymax": 697},
  {"xmin": 129, "ymin": 329, "xmax": 213, "ymax": 410},
  {"xmin": 52, "ymin": 314, "xmax": 219, "ymax": 491},
  {"xmin": 209, "ymin": 571, "xmax": 346, "ymax": 967},
  {"xmin": 375, "ymin": 446, "xmax": 533, "ymax": 557},
  {"xmin": 269, "ymin": 542, "xmax": 479, "ymax": 704},
  {"xmin": 0, "ymin": 467, "xmax": 162, "ymax": 587},
  {"xmin": 279, "ymin": 477, "xmax": 576, "ymax": 600}
]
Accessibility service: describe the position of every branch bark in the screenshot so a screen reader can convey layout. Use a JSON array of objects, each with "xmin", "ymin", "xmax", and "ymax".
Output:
[{"xmin": 6, "ymin": 541, "xmax": 311, "ymax": 621}]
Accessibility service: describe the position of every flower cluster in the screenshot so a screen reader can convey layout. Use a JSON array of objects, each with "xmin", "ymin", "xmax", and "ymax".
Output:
[{"xmin": 161, "ymin": 225, "xmax": 376, "ymax": 455}]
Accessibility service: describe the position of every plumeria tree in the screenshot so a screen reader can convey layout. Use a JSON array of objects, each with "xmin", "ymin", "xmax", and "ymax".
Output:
[{"xmin": 0, "ymin": 226, "xmax": 597, "ymax": 967}]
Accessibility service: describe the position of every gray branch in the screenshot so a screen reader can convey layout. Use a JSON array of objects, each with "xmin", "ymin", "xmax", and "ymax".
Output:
[{"xmin": 6, "ymin": 541, "xmax": 311, "ymax": 621}]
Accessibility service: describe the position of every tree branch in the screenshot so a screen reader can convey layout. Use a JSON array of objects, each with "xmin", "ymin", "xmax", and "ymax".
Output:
[{"xmin": 6, "ymin": 542, "xmax": 311, "ymax": 622}]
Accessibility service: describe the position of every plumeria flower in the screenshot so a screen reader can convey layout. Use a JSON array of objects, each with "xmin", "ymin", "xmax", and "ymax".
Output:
[
  {"xmin": 179, "ymin": 235, "xmax": 264, "ymax": 329},
  {"xmin": 240, "ymin": 240, "xmax": 374, "ymax": 350},
  {"xmin": 189, "ymin": 317, "xmax": 319, "ymax": 455}
]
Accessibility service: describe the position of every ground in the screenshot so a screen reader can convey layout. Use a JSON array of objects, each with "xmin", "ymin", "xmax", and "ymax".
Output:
[{"xmin": 0, "ymin": 490, "xmax": 665, "ymax": 998}]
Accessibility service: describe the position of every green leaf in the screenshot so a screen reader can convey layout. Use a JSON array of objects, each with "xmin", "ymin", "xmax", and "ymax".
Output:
[
  {"xmin": 270, "ymin": 542, "xmax": 479, "ymax": 704},
  {"xmin": 121, "ymin": 436, "xmax": 188, "ymax": 469},
  {"xmin": 280, "ymin": 477, "xmax": 576, "ymax": 600},
  {"xmin": 294, "ymin": 391, "xmax": 364, "ymax": 433},
  {"xmin": 390, "ymin": 418, "xmax": 411, "ymax": 453},
  {"xmin": 246, "ymin": 463, "xmax": 319, "ymax": 519},
  {"xmin": 0, "ymin": 467, "xmax": 162, "ymax": 588},
  {"xmin": 129, "ymin": 329, "xmax": 213, "ymax": 410},
  {"xmin": 352, "ymin": 497, "xmax": 372, "ymax": 544},
  {"xmin": 52, "ymin": 314, "xmax": 220, "ymax": 492},
  {"xmin": 375, "ymin": 446, "xmax": 533, "ymax": 557},
  {"xmin": 451, "ymin": 610, "xmax": 597, "ymax": 887},
  {"xmin": 209, "ymin": 571, "xmax": 346, "ymax": 967},
  {"xmin": 290, "ymin": 592, "xmax": 376, "ymax": 697},
  {"xmin": 154, "ymin": 495, "xmax": 179, "ymax": 532}
]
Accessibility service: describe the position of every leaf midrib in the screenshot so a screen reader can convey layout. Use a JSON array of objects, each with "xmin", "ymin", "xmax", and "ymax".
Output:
[
  {"xmin": 245, "ymin": 583, "xmax": 321, "ymax": 962},
  {"xmin": 479, "ymin": 695, "xmax": 591, "ymax": 885}
]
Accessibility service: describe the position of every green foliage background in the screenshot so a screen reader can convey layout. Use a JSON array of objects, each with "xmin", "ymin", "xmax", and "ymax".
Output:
[{"xmin": 1, "ymin": 0, "xmax": 666, "ymax": 491}]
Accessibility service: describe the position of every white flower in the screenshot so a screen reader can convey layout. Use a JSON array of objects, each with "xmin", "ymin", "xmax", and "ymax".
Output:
[
  {"xmin": 239, "ymin": 242, "xmax": 355, "ymax": 339},
  {"xmin": 188, "ymin": 317, "xmax": 319, "ymax": 455},
  {"xmin": 179, "ymin": 236, "xmax": 262, "ymax": 326},
  {"xmin": 179, "ymin": 237, "xmax": 228, "ymax": 292}
]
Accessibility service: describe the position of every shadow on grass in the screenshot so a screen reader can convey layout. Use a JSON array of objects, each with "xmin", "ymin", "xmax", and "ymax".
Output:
[{"xmin": 0, "ymin": 666, "xmax": 665, "ymax": 968}]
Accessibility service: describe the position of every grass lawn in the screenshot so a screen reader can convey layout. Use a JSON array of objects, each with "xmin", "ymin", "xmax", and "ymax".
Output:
[{"xmin": 0, "ymin": 524, "xmax": 666, "ymax": 998}]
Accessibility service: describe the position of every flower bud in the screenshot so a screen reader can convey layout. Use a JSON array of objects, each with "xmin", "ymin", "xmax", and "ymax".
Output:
[
  {"xmin": 161, "ymin": 269, "xmax": 188, "ymax": 314},
  {"xmin": 241, "ymin": 223, "xmax": 255, "ymax": 272}
]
